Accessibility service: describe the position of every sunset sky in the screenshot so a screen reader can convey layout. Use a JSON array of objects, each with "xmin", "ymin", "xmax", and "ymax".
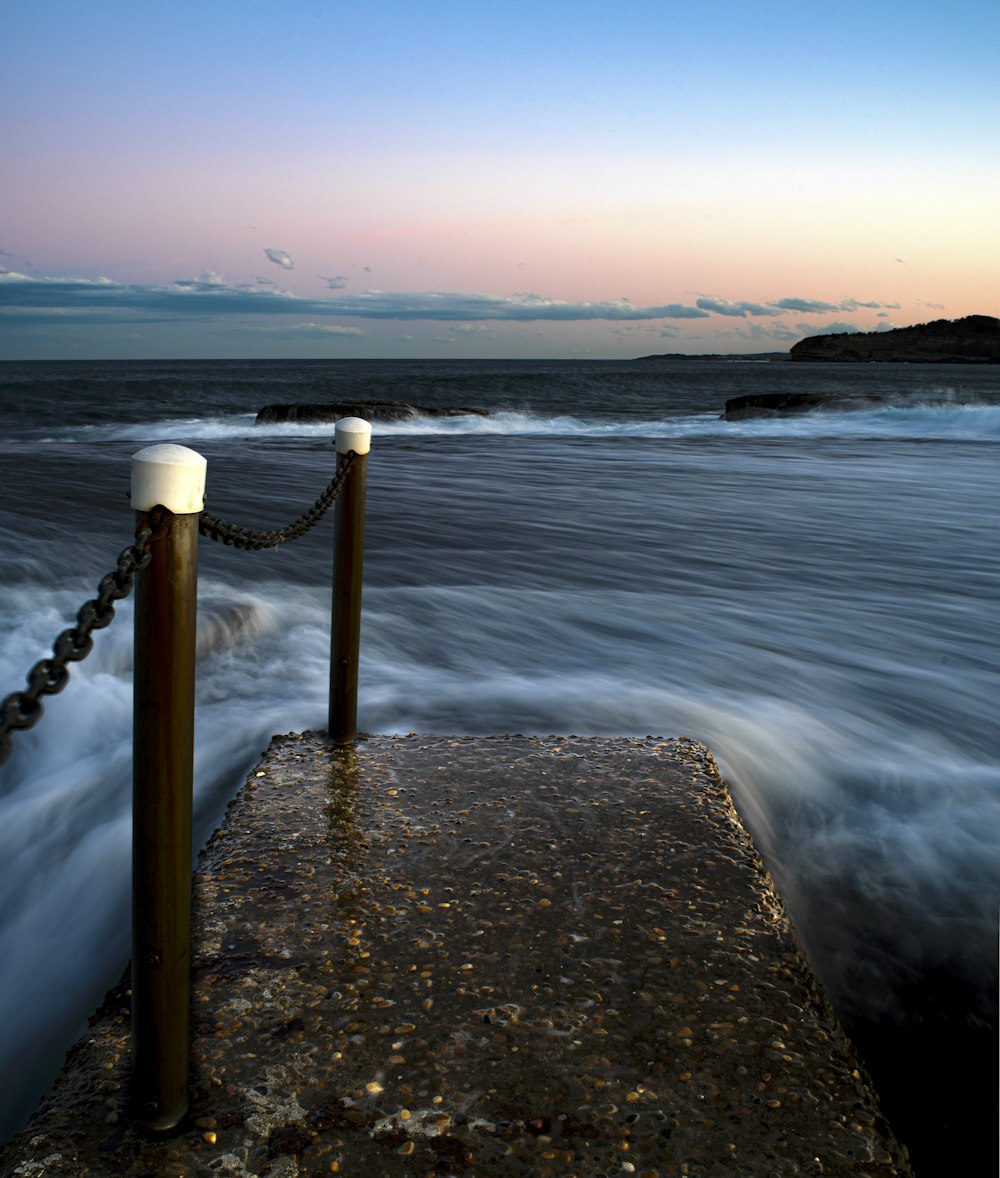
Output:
[{"xmin": 2, "ymin": 0, "xmax": 997, "ymax": 359}]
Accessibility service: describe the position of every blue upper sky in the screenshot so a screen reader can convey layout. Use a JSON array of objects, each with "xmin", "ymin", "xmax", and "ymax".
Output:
[{"xmin": 2, "ymin": 0, "xmax": 997, "ymax": 358}]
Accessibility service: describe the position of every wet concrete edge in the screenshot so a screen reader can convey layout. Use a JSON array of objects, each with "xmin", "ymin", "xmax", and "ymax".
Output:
[{"xmin": 0, "ymin": 733, "xmax": 913, "ymax": 1177}]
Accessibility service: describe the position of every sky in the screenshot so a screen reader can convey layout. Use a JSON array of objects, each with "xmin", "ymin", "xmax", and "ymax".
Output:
[{"xmin": 2, "ymin": 0, "xmax": 998, "ymax": 360}]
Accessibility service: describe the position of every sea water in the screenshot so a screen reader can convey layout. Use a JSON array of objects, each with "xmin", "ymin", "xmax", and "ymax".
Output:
[{"xmin": 1, "ymin": 358, "xmax": 998, "ymax": 1170}]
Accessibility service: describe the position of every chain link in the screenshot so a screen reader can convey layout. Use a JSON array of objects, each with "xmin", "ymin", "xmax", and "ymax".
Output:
[
  {"xmin": 198, "ymin": 452, "xmax": 356, "ymax": 550},
  {"xmin": 2, "ymin": 454, "xmax": 357, "ymax": 764},
  {"xmin": 0, "ymin": 520, "xmax": 157, "ymax": 766}
]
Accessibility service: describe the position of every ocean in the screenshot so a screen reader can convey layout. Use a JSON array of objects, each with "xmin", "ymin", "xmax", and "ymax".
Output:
[{"xmin": 1, "ymin": 357, "xmax": 998, "ymax": 1172}]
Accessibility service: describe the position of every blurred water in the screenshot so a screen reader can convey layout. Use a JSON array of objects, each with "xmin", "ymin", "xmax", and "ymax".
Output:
[{"xmin": 1, "ymin": 358, "xmax": 998, "ymax": 1169}]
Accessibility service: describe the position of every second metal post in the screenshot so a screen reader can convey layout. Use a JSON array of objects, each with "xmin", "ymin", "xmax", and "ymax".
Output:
[{"xmin": 329, "ymin": 417, "xmax": 370, "ymax": 745}]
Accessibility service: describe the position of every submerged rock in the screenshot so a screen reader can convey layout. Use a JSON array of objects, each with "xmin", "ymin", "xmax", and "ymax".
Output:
[
  {"xmin": 722, "ymin": 392, "xmax": 892, "ymax": 420},
  {"xmin": 255, "ymin": 400, "xmax": 488, "ymax": 424}
]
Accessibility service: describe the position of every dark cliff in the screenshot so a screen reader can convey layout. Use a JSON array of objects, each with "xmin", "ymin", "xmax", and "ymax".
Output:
[{"xmin": 790, "ymin": 315, "xmax": 1000, "ymax": 363}]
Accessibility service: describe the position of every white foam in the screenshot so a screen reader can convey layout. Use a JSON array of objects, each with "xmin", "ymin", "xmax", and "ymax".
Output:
[{"xmin": 34, "ymin": 401, "xmax": 1000, "ymax": 447}]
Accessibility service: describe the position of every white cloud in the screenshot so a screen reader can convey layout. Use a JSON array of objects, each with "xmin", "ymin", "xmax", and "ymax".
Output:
[
  {"xmin": 0, "ymin": 270, "xmax": 115, "ymax": 289},
  {"xmin": 696, "ymin": 297, "xmax": 783, "ymax": 318},
  {"xmin": 271, "ymin": 322, "xmax": 364, "ymax": 338},
  {"xmin": 0, "ymin": 269, "xmax": 916, "ymax": 342},
  {"xmin": 0, "ymin": 271, "xmax": 303, "ymax": 320},
  {"xmin": 775, "ymin": 297, "xmax": 842, "ymax": 314},
  {"xmin": 317, "ymin": 291, "xmax": 711, "ymax": 321},
  {"xmin": 740, "ymin": 321, "xmax": 802, "ymax": 342},
  {"xmin": 264, "ymin": 248, "xmax": 294, "ymax": 270},
  {"xmin": 775, "ymin": 296, "xmax": 898, "ymax": 314},
  {"xmin": 840, "ymin": 297, "xmax": 900, "ymax": 311},
  {"xmin": 796, "ymin": 319, "xmax": 863, "ymax": 336},
  {"xmin": 172, "ymin": 271, "xmax": 229, "ymax": 290},
  {"xmin": 450, "ymin": 323, "xmax": 494, "ymax": 335},
  {"xmin": 320, "ymin": 275, "xmax": 349, "ymax": 289}
]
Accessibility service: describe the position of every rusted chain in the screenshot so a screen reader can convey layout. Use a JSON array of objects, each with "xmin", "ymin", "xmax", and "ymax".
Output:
[
  {"xmin": 198, "ymin": 452, "xmax": 355, "ymax": 550},
  {"xmin": 0, "ymin": 519, "xmax": 158, "ymax": 767}
]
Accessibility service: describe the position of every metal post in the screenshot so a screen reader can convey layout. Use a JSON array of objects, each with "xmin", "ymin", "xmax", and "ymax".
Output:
[
  {"xmin": 329, "ymin": 417, "xmax": 371, "ymax": 745},
  {"xmin": 130, "ymin": 443, "xmax": 206, "ymax": 1132}
]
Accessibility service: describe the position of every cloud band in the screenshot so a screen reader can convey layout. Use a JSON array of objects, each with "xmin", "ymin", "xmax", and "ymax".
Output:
[{"xmin": 0, "ymin": 270, "xmax": 898, "ymax": 327}]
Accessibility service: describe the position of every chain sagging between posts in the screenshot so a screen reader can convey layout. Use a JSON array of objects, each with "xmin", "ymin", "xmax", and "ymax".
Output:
[
  {"xmin": 0, "ymin": 517, "xmax": 160, "ymax": 765},
  {"xmin": 129, "ymin": 422, "xmax": 367, "ymax": 1129},
  {"xmin": 0, "ymin": 437, "xmax": 364, "ymax": 765},
  {"xmin": 1, "ymin": 419, "xmax": 371, "ymax": 1132},
  {"xmin": 198, "ymin": 451, "xmax": 355, "ymax": 550}
]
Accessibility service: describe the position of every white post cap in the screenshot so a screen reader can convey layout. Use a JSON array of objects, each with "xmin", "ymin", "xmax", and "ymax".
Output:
[
  {"xmin": 131, "ymin": 444, "xmax": 207, "ymax": 513},
  {"xmin": 335, "ymin": 417, "xmax": 372, "ymax": 456}
]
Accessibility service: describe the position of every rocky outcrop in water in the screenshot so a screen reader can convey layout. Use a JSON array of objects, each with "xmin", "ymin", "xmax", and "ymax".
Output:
[
  {"xmin": 256, "ymin": 401, "xmax": 488, "ymax": 424},
  {"xmin": 790, "ymin": 315, "xmax": 1000, "ymax": 363},
  {"xmin": 722, "ymin": 392, "xmax": 893, "ymax": 420}
]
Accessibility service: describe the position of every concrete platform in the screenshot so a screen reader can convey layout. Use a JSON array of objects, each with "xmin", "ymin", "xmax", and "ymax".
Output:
[{"xmin": 0, "ymin": 733, "xmax": 912, "ymax": 1176}]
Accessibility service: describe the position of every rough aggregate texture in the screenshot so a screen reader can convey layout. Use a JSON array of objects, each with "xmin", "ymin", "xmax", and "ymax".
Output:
[{"xmin": 0, "ymin": 733, "xmax": 912, "ymax": 1177}]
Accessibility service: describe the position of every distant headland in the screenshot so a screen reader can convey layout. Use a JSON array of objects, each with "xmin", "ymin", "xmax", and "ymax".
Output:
[
  {"xmin": 789, "ymin": 315, "xmax": 1000, "ymax": 363},
  {"xmin": 638, "ymin": 315, "xmax": 1000, "ymax": 365}
]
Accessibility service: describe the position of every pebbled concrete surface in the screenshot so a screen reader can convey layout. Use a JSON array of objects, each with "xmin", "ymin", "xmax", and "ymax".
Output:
[{"xmin": 0, "ymin": 733, "xmax": 912, "ymax": 1177}]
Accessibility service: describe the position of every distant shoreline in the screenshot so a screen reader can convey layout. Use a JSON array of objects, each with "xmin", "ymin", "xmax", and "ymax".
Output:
[
  {"xmin": 640, "ymin": 315, "xmax": 1000, "ymax": 365},
  {"xmin": 636, "ymin": 351, "xmax": 790, "ymax": 362}
]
